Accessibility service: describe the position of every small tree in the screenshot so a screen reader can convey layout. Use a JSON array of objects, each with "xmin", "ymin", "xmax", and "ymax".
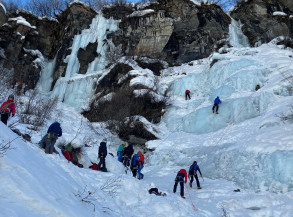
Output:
[{"xmin": 24, "ymin": 0, "xmax": 70, "ymax": 17}]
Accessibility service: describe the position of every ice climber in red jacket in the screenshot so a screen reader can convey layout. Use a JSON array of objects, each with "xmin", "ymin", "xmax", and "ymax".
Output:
[{"xmin": 173, "ymin": 169, "xmax": 188, "ymax": 199}]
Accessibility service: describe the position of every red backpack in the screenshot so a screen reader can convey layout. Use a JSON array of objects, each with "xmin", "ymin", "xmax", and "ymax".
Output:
[
  {"xmin": 64, "ymin": 150, "xmax": 73, "ymax": 162},
  {"xmin": 91, "ymin": 163, "xmax": 98, "ymax": 170}
]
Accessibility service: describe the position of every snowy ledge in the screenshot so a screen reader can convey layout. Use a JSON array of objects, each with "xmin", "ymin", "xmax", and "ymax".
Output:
[
  {"xmin": 8, "ymin": 16, "xmax": 36, "ymax": 29},
  {"xmin": 128, "ymin": 9, "xmax": 155, "ymax": 18},
  {"xmin": 273, "ymin": 11, "xmax": 287, "ymax": 16}
]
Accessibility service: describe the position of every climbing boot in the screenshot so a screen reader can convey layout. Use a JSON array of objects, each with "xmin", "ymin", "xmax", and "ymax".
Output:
[
  {"xmin": 197, "ymin": 187, "xmax": 202, "ymax": 189},
  {"xmin": 189, "ymin": 182, "xmax": 192, "ymax": 188},
  {"xmin": 181, "ymin": 196, "xmax": 186, "ymax": 199}
]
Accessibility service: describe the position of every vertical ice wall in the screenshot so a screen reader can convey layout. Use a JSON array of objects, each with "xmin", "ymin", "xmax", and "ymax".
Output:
[
  {"xmin": 38, "ymin": 57, "xmax": 56, "ymax": 93},
  {"xmin": 39, "ymin": 13, "xmax": 119, "ymax": 109},
  {"xmin": 229, "ymin": 18, "xmax": 250, "ymax": 48}
]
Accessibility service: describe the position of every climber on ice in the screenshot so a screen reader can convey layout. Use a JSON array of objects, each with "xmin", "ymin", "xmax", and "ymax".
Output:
[
  {"xmin": 212, "ymin": 96, "xmax": 221, "ymax": 114},
  {"xmin": 173, "ymin": 169, "xmax": 188, "ymax": 199},
  {"xmin": 188, "ymin": 161, "xmax": 202, "ymax": 189},
  {"xmin": 185, "ymin": 90, "xmax": 191, "ymax": 100}
]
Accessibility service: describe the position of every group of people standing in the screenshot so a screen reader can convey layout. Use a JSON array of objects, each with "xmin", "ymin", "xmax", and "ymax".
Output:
[{"xmin": 117, "ymin": 142, "xmax": 145, "ymax": 180}]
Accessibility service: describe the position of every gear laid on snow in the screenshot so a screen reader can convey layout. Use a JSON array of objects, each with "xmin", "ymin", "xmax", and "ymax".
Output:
[
  {"xmin": 89, "ymin": 162, "xmax": 99, "ymax": 170},
  {"xmin": 148, "ymin": 187, "xmax": 166, "ymax": 196}
]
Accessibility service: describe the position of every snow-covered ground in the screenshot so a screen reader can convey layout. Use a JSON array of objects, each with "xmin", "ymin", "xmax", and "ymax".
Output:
[{"xmin": 1, "ymin": 40, "xmax": 293, "ymax": 217}]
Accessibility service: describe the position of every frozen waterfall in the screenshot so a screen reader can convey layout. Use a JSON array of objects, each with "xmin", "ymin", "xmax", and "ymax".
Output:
[
  {"xmin": 38, "ymin": 13, "xmax": 119, "ymax": 109},
  {"xmin": 229, "ymin": 18, "xmax": 250, "ymax": 48}
]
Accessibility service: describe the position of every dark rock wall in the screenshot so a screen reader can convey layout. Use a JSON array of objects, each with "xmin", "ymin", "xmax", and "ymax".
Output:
[
  {"xmin": 231, "ymin": 0, "xmax": 293, "ymax": 46},
  {"xmin": 109, "ymin": 0, "xmax": 230, "ymax": 64}
]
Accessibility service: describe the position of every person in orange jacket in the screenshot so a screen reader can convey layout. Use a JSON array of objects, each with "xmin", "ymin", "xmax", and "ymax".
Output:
[
  {"xmin": 138, "ymin": 151, "xmax": 144, "ymax": 180},
  {"xmin": 173, "ymin": 169, "xmax": 188, "ymax": 199}
]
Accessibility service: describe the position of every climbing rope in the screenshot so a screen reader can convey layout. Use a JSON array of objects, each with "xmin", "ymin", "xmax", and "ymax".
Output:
[{"xmin": 185, "ymin": 184, "xmax": 198, "ymax": 211}]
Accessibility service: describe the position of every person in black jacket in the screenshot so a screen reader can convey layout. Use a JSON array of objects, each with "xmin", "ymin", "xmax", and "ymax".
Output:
[
  {"xmin": 45, "ymin": 122, "xmax": 62, "ymax": 154},
  {"xmin": 97, "ymin": 141, "xmax": 107, "ymax": 172},
  {"xmin": 123, "ymin": 144, "xmax": 134, "ymax": 168}
]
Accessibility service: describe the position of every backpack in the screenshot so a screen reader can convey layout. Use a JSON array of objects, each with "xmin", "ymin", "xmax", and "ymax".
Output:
[
  {"xmin": 189, "ymin": 163, "xmax": 196, "ymax": 175},
  {"xmin": 64, "ymin": 150, "xmax": 73, "ymax": 162},
  {"xmin": 91, "ymin": 163, "xmax": 98, "ymax": 170},
  {"xmin": 39, "ymin": 134, "xmax": 49, "ymax": 149},
  {"xmin": 131, "ymin": 155, "xmax": 139, "ymax": 166}
]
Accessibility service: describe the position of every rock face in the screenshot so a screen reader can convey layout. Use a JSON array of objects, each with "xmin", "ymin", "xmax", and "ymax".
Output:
[
  {"xmin": 0, "ymin": 2, "xmax": 97, "ymax": 90},
  {"xmin": 231, "ymin": 0, "xmax": 293, "ymax": 46},
  {"xmin": 83, "ymin": 61, "xmax": 166, "ymax": 144},
  {"xmin": 107, "ymin": 0, "xmax": 230, "ymax": 64}
]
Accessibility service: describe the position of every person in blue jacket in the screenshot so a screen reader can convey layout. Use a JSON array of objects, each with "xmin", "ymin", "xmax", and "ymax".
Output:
[
  {"xmin": 45, "ymin": 122, "xmax": 62, "ymax": 154},
  {"xmin": 130, "ymin": 153, "xmax": 139, "ymax": 177},
  {"xmin": 97, "ymin": 140, "xmax": 107, "ymax": 172},
  {"xmin": 188, "ymin": 161, "xmax": 202, "ymax": 189},
  {"xmin": 117, "ymin": 142, "xmax": 126, "ymax": 162},
  {"xmin": 212, "ymin": 96, "xmax": 221, "ymax": 114}
]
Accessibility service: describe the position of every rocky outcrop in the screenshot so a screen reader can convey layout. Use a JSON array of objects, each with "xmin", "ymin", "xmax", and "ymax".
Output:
[
  {"xmin": 83, "ymin": 62, "xmax": 166, "ymax": 143},
  {"xmin": 0, "ymin": 2, "xmax": 97, "ymax": 90},
  {"xmin": 231, "ymin": 0, "xmax": 293, "ymax": 46},
  {"xmin": 108, "ymin": 0, "xmax": 230, "ymax": 64},
  {"xmin": 77, "ymin": 42, "xmax": 99, "ymax": 74}
]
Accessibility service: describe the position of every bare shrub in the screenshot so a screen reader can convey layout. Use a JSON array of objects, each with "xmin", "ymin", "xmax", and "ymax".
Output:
[
  {"xmin": 105, "ymin": 44, "xmax": 124, "ymax": 66},
  {"xmin": 24, "ymin": 0, "xmax": 69, "ymax": 17},
  {"xmin": 18, "ymin": 90, "xmax": 58, "ymax": 130},
  {"xmin": 0, "ymin": 64, "xmax": 14, "ymax": 103},
  {"xmin": 0, "ymin": 136, "xmax": 17, "ymax": 157},
  {"xmin": 100, "ymin": 177, "xmax": 122, "ymax": 198},
  {"xmin": 221, "ymin": 206, "xmax": 230, "ymax": 217},
  {"xmin": 75, "ymin": 186, "xmax": 98, "ymax": 212}
]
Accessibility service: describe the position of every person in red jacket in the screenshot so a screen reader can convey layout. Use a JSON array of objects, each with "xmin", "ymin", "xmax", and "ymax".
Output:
[
  {"xmin": 137, "ymin": 151, "xmax": 144, "ymax": 180},
  {"xmin": 185, "ymin": 90, "xmax": 191, "ymax": 100},
  {"xmin": 0, "ymin": 94, "xmax": 15, "ymax": 125},
  {"xmin": 173, "ymin": 169, "xmax": 188, "ymax": 199}
]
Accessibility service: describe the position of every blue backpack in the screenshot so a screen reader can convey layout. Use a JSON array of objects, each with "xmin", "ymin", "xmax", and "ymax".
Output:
[{"xmin": 131, "ymin": 155, "xmax": 139, "ymax": 167}]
